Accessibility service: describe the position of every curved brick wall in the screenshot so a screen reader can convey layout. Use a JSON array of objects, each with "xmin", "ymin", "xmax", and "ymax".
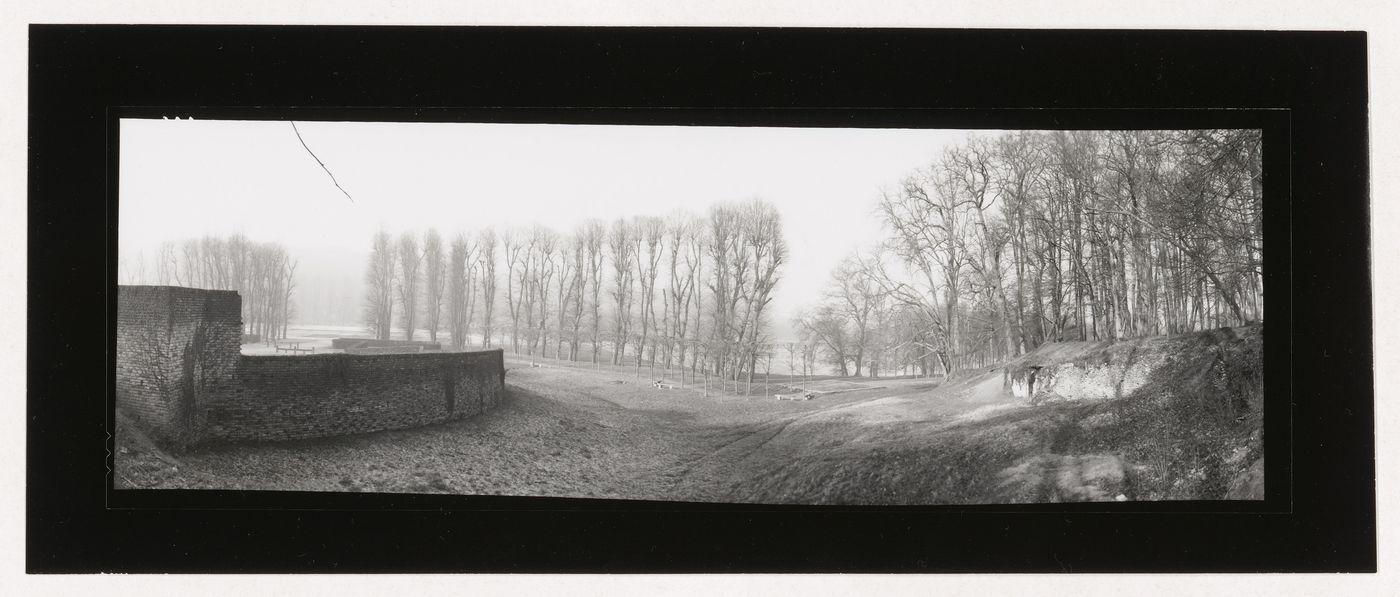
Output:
[
  {"xmin": 203, "ymin": 351, "xmax": 503, "ymax": 442},
  {"xmin": 117, "ymin": 285, "xmax": 505, "ymax": 445}
]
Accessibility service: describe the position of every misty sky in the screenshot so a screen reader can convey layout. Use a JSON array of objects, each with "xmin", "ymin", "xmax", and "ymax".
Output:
[{"xmin": 119, "ymin": 118, "xmax": 976, "ymax": 337}]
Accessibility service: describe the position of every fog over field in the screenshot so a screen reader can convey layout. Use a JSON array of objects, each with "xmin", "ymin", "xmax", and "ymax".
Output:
[{"xmin": 119, "ymin": 118, "xmax": 969, "ymax": 340}]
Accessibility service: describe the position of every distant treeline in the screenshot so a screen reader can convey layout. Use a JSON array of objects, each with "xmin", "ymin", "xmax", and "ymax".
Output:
[
  {"xmin": 120, "ymin": 234, "xmax": 298, "ymax": 342},
  {"xmin": 123, "ymin": 129, "xmax": 1261, "ymax": 380},
  {"xmin": 365, "ymin": 199, "xmax": 787, "ymax": 386},
  {"xmin": 796, "ymin": 129, "xmax": 1263, "ymax": 377}
]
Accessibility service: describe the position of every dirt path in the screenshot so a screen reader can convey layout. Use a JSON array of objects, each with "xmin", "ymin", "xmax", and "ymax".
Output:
[
  {"xmin": 115, "ymin": 357, "xmax": 1005, "ymax": 502},
  {"xmin": 497, "ymin": 360, "xmax": 1001, "ymax": 502}
]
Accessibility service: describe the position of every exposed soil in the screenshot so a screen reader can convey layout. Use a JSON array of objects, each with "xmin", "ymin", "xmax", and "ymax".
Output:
[
  {"xmin": 115, "ymin": 326, "xmax": 1263, "ymax": 504},
  {"xmin": 114, "ymin": 358, "xmax": 948, "ymax": 500}
]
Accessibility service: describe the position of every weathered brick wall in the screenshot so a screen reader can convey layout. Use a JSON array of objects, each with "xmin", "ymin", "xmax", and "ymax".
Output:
[
  {"xmin": 203, "ymin": 350, "xmax": 504, "ymax": 442},
  {"xmin": 116, "ymin": 285, "xmax": 505, "ymax": 446},
  {"xmin": 116, "ymin": 286, "xmax": 242, "ymax": 441}
]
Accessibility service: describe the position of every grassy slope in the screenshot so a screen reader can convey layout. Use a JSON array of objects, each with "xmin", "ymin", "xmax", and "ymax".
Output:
[{"xmin": 720, "ymin": 325, "xmax": 1264, "ymax": 504}]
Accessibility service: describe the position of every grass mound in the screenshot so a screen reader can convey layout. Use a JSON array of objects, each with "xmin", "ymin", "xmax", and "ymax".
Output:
[{"xmin": 726, "ymin": 325, "xmax": 1264, "ymax": 504}]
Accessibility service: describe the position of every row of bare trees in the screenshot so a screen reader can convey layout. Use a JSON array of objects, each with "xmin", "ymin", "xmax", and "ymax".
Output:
[
  {"xmin": 797, "ymin": 129, "xmax": 1263, "ymax": 377},
  {"xmin": 362, "ymin": 199, "xmax": 787, "ymax": 385},
  {"xmin": 364, "ymin": 228, "xmax": 499, "ymax": 345},
  {"xmin": 119, "ymin": 234, "xmax": 299, "ymax": 341}
]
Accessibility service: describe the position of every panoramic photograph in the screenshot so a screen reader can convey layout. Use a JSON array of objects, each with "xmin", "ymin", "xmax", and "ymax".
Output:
[{"xmin": 113, "ymin": 119, "xmax": 1264, "ymax": 504}]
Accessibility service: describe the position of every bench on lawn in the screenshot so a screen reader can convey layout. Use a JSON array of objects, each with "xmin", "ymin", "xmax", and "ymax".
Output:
[{"xmin": 272, "ymin": 339, "xmax": 315, "ymax": 354}]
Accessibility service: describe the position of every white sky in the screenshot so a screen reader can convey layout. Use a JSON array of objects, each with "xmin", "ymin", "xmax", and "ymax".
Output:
[{"xmin": 119, "ymin": 118, "xmax": 975, "ymax": 331}]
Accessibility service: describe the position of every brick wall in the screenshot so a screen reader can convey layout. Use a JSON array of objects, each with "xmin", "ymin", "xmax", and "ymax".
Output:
[
  {"xmin": 116, "ymin": 286, "xmax": 242, "ymax": 441},
  {"xmin": 116, "ymin": 285, "xmax": 504, "ymax": 446},
  {"xmin": 204, "ymin": 350, "xmax": 503, "ymax": 442}
]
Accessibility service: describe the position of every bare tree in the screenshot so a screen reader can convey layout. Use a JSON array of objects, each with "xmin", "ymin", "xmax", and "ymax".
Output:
[
  {"xmin": 687, "ymin": 221, "xmax": 706, "ymax": 380},
  {"xmin": 878, "ymin": 161, "xmax": 968, "ymax": 372},
  {"xmin": 632, "ymin": 215, "xmax": 665, "ymax": 370},
  {"xmin": 608, "ymin": 218, "xmax": 636, "ymax": 365},
  {"xmin": 364, "ymin": 229, "xmax": 397, "ymax": 339},
  {"xmin": 502, "ymin": 229, "xmax": 526, "ymax": 352},
  {"xmin": 737, "ymin": 200, "xmax": 786, "ymax": 386},
  {"xmin": 827, "ymin": 254, "xmax": 881, "ymax": 376},
  {"xmin": 157, "ymin": 241, "xmax": 179, "ymax": 285},
  {"xmin": 145, "ymin": 234, "xmax": 303, "ymax": 342},
  {"xmin": 950, "ymin": 139, "xmax": 1018, "ymax": 359},
  {"xmin": 124, "ymin": 250, "xmax": 149, "ymax": 285},
  {"xmin": 530, "ymin": 226, "xmax": 559, "ymax": 357},
  {"xmin": 664, "ymin": 213, "xmax": 702, "ymax": 371},
  {"xmin": 795, "ymin": 305, "xmax": 851, "ymax": 376},
  {"xmin": 580, "ymin": 220, "xmax": 606, "ymax": 364},
  {"xmin": 199, "ymin": 235, "xmax": 228, "ymax": 289},
  {"xmin": 695, "ymin": 199, "xmax": 786, "ymax": 385},
  {"xmin": 278, "ymin": 253, "xmax": 297, "ymax": 340},
  {"xmin": 463, "ymin": 238, "xmax": 479, "ymax": 349},
  {"xmin": 994, "ymin": 131, "xmax": 1048, "ymax": 349},
  {"xmin": 422, "ymin": 228, "xmax": 447, "ymax": 342},
  {"xmin": 704, "ymin": 204, "xmax": 743, "ymax": 378},
  {"xmin": 850, "ymin": 130, "xmax": 1263, "ymax": 371},
  {"xmin": 477, "ymin": 228, "xmax": 498, "ymax": 348},
  {"xmin": 447, "ymin": 233, "xmax": 470, "ymax": 350},
  {"xmin": 557, "ymin": 234, "xmax": 583, "ymax": 359},
  {"xmin": 396, "ymin": 232, "xmax": 423, "ymax": 341},
  {"xmin": 227, "ymin": 234, "xmax": 250, "ymax": 329}
]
